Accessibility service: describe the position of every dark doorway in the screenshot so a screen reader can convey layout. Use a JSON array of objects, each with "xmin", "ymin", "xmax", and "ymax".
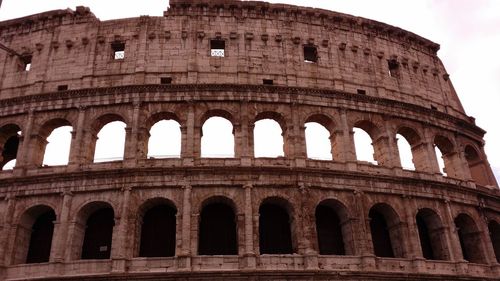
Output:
[
  {"xmin": 259, "ymin": 203, "xmax": 293, "ymax": 254},
  {"xmin": 1, "ymin": 135, "xmax": 19, "ymax": 168},
  {"xmin": 454, "ymin": 214, "xmax": 486, "ymax": 264},
  {"xmin": 139, "ymin": 205, "xmax": 177, "ymax": 257},
  {"xmin": 315, "ymin": 205, "xmax": 345, "ymax": 255},
  {"xmin": 198, "ymin": 203, "xmax": 237, "ymax": 255},
  {"xmin": 81, "ymin": 208, "xmax": 114, "ymax": 259},
  {"xmin": 488, "ymin": 221, "xmax": 500, "ymax": 263},
  {"xmin": 369, "ymin": 209, "xmax": 395, "ymax": 257},
  {"xmin": 26, "ymin": 210, "xmax": 56, "ymax": 263},
  {"xmin": 416, "ymin": 213, "xmax": 434, "ymax": 260}
]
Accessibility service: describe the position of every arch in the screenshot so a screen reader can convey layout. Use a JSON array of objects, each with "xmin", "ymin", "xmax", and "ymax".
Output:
[
  {"xmin": 315, "ymin": 199, "xmax": 352, "ymax": 255},
  {"xmin": 488, "ymin": 220, "xmax": 500, "ymax": 263},
  {"xmin": 434, "ymin": 135, "xmax": 459, "ymax": 177},
  {"xmin": 254, "ymin": 112, "xmax": 286, "ymax": 158},
  {"xmin": 201, "ymin": 116, "xmax": 234, "ymax": 158},
  {"xmin": 137, "ymin": 198, "xmax": 177, "ymax": 257},
  {"xmin": 305, "ymin": 121, "xmax": 333, "ymax": 160},
  {"xmin": 147, "ymin": 119, "xmax": 182, "ymax": 159},
  {"xmin": 259, "ymin": 197, "xmax": 294, "ymax": 254},
  {"xmin": 454, "ymin": 213, "xmax": 487, "ymax": 264},
  {"xmin": 37, "ymin": 118, "xmax": 73, "ymax": 166},
  {"xmin": 396, "ymin": 126, "xmax": 422, "ymax": 171},
  {"xmin": 352, "ymin": 121, "xmax": 377, "ymax": 164},
  {"xmin": 13, "ymin": 205, "xmax": 56, "ymax": 264},
  {"xmin": 416, "ymin": 208, "xmax": 449, "ymax": 260},
  {"xmin": 464, "ymin": 145, "xmax": 493, "ymax": 186},
  {"xmin": 92, "ymin": 114, "xmax": 127, "ymax": 163},
  {"xmin": 75, "ymin": 201, "xmax": 115, "ymax": 260},
  {"xmin": 368, "ymin": 203, "xmax": 405, "ymax": 258},
  {"xmin": 198, "ymin": 197, "xmax": 238, "ymax": 255},
  {"xmin": 0, "ymin": 123, "xmax": 21, "ymax": 170}
]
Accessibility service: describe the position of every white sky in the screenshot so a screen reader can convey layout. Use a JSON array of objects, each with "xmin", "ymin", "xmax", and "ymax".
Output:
[{"xmin": 0, "ymin": 0, "xmax": 499, "ymax": 183}]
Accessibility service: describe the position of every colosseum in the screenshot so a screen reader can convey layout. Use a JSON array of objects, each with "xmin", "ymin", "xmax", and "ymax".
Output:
[{"xmin": 0, "ymin": 0, "xmax": 499, "ymax": 280}]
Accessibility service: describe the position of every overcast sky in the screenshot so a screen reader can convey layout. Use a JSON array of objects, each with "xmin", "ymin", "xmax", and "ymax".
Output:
[{"xmin": 0, "ymin": 0, "xmax": 499, "ymax": 183}]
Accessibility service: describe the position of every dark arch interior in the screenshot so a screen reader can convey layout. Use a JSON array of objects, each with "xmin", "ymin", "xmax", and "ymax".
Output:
[
  {"xmin": 488, "ymin": 221, "xmax": 500, "ymax": 263},
  {"xmin": 369, "ymin": 209, "xmax": 395, "ymax": 257},
  {"xmin": 416, "ymin": 213, "xmax": 435, "ymax": 260},
  {"xmin": 139, "ymin": 205, "xmax": 177, "ymax": 257},
  {"xmin": 259, "ymin": 203, "xmax": 293, "ymax": 254},
  {"xmin": 315, "ymin": 205, "xmax": 345, "ymax": 255},
  {"xmin": 81, "ymin": 208, "xmax": 114, "ymax": 260},
  {"xmin": 198, "ymin": 203, "xmax": 237, "ymax": 255},
  {"xmin": 1, "ymin": 135, "xmax": 19, "ymax": 168},
  {"xmin": 26, "ymin": 210, "xmax": 56, "ymax": 263},
  {"xmin": 454, "ymin": 214, "xmax": 486, "ymax": 264}
]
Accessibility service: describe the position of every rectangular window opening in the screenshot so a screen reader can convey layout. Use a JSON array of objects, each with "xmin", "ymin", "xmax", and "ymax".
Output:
[
  {"xmin": 388, "ymin": 60, "xmax": 399, "ymax": 77},
  {"xmin": 160, "ymin": 77, "xmax": 172, "ymax": 84},
  {"xmin": 304, "ymin": 45, "xmax": 318, "ymax": 63},
  {"xmin": 57, "ymin": 85, "xmax": 68, "ymax": 91},
  {"xmin": 357, "ymin": 89, "xmax": 366, "ymax": 95},
  {"xmin": 111, "ymin": 42, "xmax": 125, "ymax": 60},
  {"xmin": 22, "ymin": 55, "xmax": 32, "ymax": 71},
  {"xmin": 263, "ymin": 79, "xmax": 274, "ymax": 85},
  {"xmin": 210, "ymin": 39, "xmax": 225, "ymax": 57}
]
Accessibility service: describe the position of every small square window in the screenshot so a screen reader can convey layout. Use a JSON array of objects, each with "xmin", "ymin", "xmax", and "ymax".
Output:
[
  {"xmin": 210, "ymin": 39, "xmax": 225, "ymax": 57},
  {"xmin": 357, "ymin": 89, "xmax": 366, "ymax": 95},
  {"xmin": 160, "ymin": 77, "xmax": 172, "ymax": 84},
  {"xmin": 304, "ymin": 45, "xmax": 318, "ymax": 63},
  {"xmin": 388, "ymin": 59, "xmax": 399, "ymax": 77},
  {"xmin": 111, "ymin": 42, "xmax": 125, "ymax": 60},
  {"xmin": 21, "ymin": 55, "xmax": 32, "ymax": 71},
  {"xmin": 57, "ymin": 85, "xmax": 68, "ymax": 91},
  {"xmin": 263, "ymin": 79, "xmax": 274, "ymax": 85}
]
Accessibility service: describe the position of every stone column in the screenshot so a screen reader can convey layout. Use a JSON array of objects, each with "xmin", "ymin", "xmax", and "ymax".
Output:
[
  {"xmin": 111, "ymin": 187, "xmax": 131, "ymax": 273},
  {"xmin": 291, "ymin": 105, "xmax": 307, "ymax": 167},
  {"xmin": 124, "ymin": 102, "xmax": 141, "ymax": 166},
  {"xmin": 298, "ymin": 184, "xmax": 318, "ymax": 269},
  {"xmin": 381, "ymin": 121, "xmax": 402, "ymax": 169},
  {"xmin": 68, "ymin": 107, "xmax": 86, "ymax": 170},
  {"xmin": 242, "ymin": 184, "xmax": 256, "ymax": 268},
  {"xmin": 354, "ymin": 190, "xmax": 376, "ymax": 270},
  {"xmin": 334, "ymin": 109, "xmax": 356, "ymax": 163},
  {"xmin": 178, "ymin": 184, "xmax": 192, "ymax": 270},
  {"xmin": 0, "ymin": 196, "xmax": 16, "ymax": 267},
  {"xmin": 182, "ymin": 104, "xmax": 195, "ymax": 165},
  {"xmin": 239, "ymin": 102, "xmax": 252, "ymax": 166},
  {"xmin": 13, "ymin": 110, "xmax": 34, "ymax": 176},
  {"xmin": 50, "ymin": 191, "xmax": 73, "ymax": 263},
  {"xmin": 442, "ymin": 200, "xmax": 463, "ymax": 261}
]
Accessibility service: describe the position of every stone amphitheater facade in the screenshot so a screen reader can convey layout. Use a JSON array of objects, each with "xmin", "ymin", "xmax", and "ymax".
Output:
[{"xmin": 0, "ymin": 0, "xmax": 499, "ymax": 280}]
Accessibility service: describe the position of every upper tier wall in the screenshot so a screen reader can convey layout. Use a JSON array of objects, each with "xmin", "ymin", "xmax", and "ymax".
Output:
[{"xmin": 0, "ymin": 2, "xmax": 466, "ymax": 120}]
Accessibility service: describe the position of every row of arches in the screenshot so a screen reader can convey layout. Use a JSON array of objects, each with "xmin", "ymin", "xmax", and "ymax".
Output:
[
  {"xmin": 0, "ymin": 110, "xmax": 494, "ymax": 186},
  {"xmin": 13, "ymin": 197, "xmax": 500, "ymax": 265}
]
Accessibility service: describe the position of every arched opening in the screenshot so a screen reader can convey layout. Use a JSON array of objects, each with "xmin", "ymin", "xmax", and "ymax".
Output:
[
  {"xmin": 198, "ymin": 201, "xmax": 237, "ymax": 255},
  {"xmin": 369, "ymin": 204, "xmax": 405, "ymax": 258},
  {"xmin": 454, "ymin": 213, "xmax": 487, "ymax": 264},
  {"xmin": 416, "ymin": 209, "xmax": 449, "ymax": 260},
  {"xmin": 464, "ymin": 145, "xmax": 492, "ymax": 186},
  {"xmin": 147, "ymin": 119, "xmax": 181, "ymax": 158},
  {"xmin": 488, "ymin": 220, "xmax": 500, "ymax": 263},
  {"xmin": 81, "ymin": 207, "xmax": 115, "ymax": 259},
  {"xmin": 315, "ymin": 200, "xmax": 349, "ymax": 255},
  {"xmin": 93, "ymin": 120, "xmax": 126, "ymax": 163},
  {"xmin": 434, "ymin": 136, "xmax": 459, "ymax": 177},
  {"xmin": 305, "ymin": 122, "xmax": 332, "ymax": 160},
  {"xmin": 353, "ymin": 121, "xmax": 378, "ymax": 165},
  {"xmin": 254, "ymin": 117, "xmax": 285, "ymax": 158},
  {"xmin": 14, "ymin": 205, "xmax": 56, "ymax": 264},
  {"xmin": 396, "ymin": 127, "xmax": 423, "ymax": 171},
  {"xmin": 259, "ymin": 199, "xmax": 294, "ymax": 254},
  {"xmin": 0, "ymin": 124, "xmax": 21, "ymax": 170},
  {"xmin": 139, "ymin": 202, "xmax": 177, "ymax": 257},
  {"xmin": 42, "ymin": 126, "xmax": 73, "ymax": 166},
  {"xmin": 201, "ymin": 116, "xmax": 234, "ymax": 158}
]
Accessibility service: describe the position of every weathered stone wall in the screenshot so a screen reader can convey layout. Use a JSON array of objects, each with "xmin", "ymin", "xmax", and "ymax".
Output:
[{"xmin": 0, "ymin": 1, "xmax": 498, "ymax": 281}]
